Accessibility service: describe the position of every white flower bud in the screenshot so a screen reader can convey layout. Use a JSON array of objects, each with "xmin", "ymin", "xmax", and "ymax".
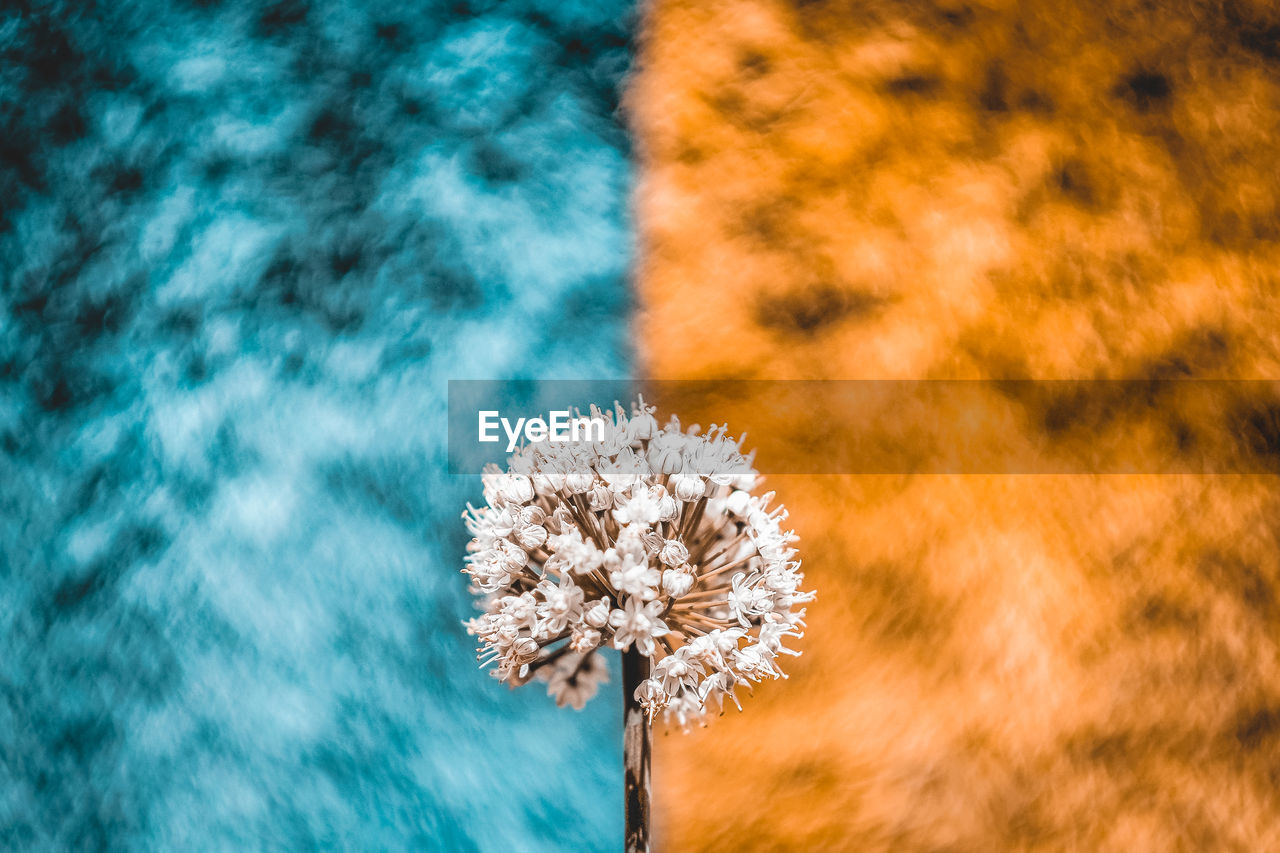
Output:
[
  {"xmin": 550, "ymin": 505, "xmax": 575, "ymax": 530},
  {"xmin": 647, "ymin": 439, "xmax": 684, "ymax": 475},
  {"xmin": 496, "ymin": 540, "xmax": 528, "ymax": 570},
  {"xmin": 570, "ymin": 627, "xmax": 601, "ymax": 652},
  {"xmin": 672, "ymin": 473, "xmax": 705, "ymax": 502},
  {"xmin": 512, "ymin": 637, "xmax": 540, "ymax": 664},
  {"xmin": 725, "ymin": 489, "xmax": 751, "ymax": 517},
  {"xmin": 657, "ymin": 494, "xmax": 679, "ymax": 522},
  {"xmin": 659, "ymin": 539, "xmax": 690, "ymax": 567},
  {"xmin": 490, "ymin": 506, "xmax": 516, "ymax": 538},
  {"xmin": 662, "ymin": 568, "xmax": 694, "ymax": 597},
  {"xmin": 515, "ymin": 524, "xmax": 547, "ymax": 550},
  {"xmin": 498, "ymin": 474, "xmax": 534, "ymax": 504},
  {"xmin": 565, "ymin": 469, "xmax": 594, "ymax": 494},
  {"xmin": 584, "ymin": 598, "xmax": 611, "ymax": 628},
  {"xmin": 586, "ymin": 482, "xmax": 613, "ymax": 511},
  {"xmin": 635, "ymin": 676, "xmax": 664, "ymax": 701},
  {"xmin": 518, "ymin": 505, "xmax": 546, "ymax": 526},
  {"xmin": 628, "ymin": 411, "xmax": 658, "ymax": 442}
]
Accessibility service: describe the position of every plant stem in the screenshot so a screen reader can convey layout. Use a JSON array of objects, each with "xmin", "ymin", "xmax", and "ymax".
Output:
[{"xmin": 622, "ymin": 648, "xmax": 651, "ymax": 853}]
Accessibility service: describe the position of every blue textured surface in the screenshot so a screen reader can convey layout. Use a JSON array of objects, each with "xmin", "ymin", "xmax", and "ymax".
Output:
[{"xmin": 1, "ymin": 1, "xmax": 633, "ymax": 849}]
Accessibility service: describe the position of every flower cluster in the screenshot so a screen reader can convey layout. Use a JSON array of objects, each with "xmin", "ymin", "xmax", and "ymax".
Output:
[{"xmin": 463, "ymin": 399, "xmax": 813, "ymax": 729}]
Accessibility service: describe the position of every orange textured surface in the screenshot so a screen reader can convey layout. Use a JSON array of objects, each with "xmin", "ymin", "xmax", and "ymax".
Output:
[{"xmin": 631, "ymin": 0, "xmax": 1280, "ymax": 849}]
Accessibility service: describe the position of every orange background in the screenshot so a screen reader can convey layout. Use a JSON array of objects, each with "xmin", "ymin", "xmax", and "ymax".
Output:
[{"xmin": 632, "ymin": 0, "xmax": 1280, "ymax": 848}]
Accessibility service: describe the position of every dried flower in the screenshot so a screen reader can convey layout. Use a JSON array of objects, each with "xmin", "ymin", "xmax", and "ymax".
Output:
[{"xmin": 463, "ymin": 399, "xmax": 813, "ymax": 729}]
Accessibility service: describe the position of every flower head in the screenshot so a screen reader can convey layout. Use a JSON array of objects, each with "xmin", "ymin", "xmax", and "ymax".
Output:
[{"xmin": 462, "ymin": 399, "xmax": 813, "ymax": 729}]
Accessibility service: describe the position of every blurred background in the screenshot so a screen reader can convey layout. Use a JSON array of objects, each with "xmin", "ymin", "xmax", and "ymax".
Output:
[
  {"xmin": 2, "ymin": 1, "xmax": 632, "ymax": 849},
  {"xmin": 8, "ymin": 0, "xmax": 1280, "ymax": 850},
  {"xmin": 634, "ymin": 0, "xmax": 1280, "ymax": 849}
]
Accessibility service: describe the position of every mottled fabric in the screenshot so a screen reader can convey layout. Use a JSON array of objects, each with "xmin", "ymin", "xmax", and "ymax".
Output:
[{"xmin": 1, "ymin": 1, "xmax": 633, "ymax": 849}]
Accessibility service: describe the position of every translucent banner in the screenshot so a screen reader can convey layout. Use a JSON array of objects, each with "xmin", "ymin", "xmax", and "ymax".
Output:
[{"xmin": 448, "ymin": 379, "xmax": 1280, "ymax": 475}]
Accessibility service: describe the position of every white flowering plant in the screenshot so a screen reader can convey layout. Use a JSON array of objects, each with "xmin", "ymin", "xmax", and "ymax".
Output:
[{"xmin": 462, "ymin": 398, "xmax": 813, "ymax": 730}]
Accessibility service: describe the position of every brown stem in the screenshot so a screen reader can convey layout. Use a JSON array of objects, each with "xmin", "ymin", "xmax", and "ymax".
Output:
[
  {"xmin": 671, "ymin": 610, "xmax": 734, "ymax": 630},
  {"xmin": 676, "ymin": 586, "xmax": 731, "ymax": 601},
  {"xmin": 697, "ymin": 531, "xmax": 748, "ymax": 569},
  {"xmin": 697, "ymin": 553, "xmax": 757, "ymax": 582},
  {"xmin": 680, "ymin": 496, "xmax": 708, "ymax": 541},
  {"xmin": 623, "ymin": 648, "xmax": 651, "ymax": 853}
]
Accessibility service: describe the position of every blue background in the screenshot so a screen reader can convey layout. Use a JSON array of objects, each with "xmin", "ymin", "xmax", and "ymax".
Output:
[{"xmin": 1, "ymin": 1, "xmax": 633, "ymax": 849}]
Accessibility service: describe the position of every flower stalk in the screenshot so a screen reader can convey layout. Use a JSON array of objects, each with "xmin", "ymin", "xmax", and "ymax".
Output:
[{"xmin": 623, "ymin": 648, "xmax": 651, "ymax": 853}]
